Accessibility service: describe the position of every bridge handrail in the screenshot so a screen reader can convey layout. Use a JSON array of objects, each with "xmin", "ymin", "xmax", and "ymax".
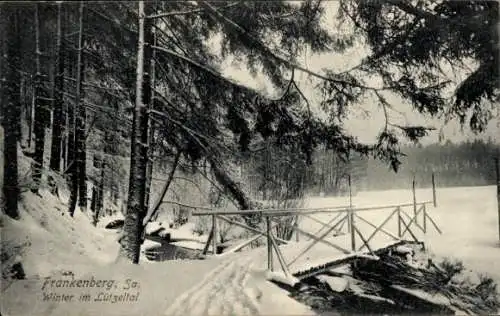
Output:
[
  {"xmin": 191, "ymin": 201, "xmax": 434, "ymax": 217},
  {"xmin": 348, "ymin": 201, "xmax": 433, "ymax": 213},
  {"xmin": 191, "ymin": 204, "xmax": 352, "ymax": 216}
]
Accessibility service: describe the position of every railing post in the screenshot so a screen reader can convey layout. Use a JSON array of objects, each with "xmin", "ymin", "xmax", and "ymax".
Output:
[
  {"xmin": 347, "ymin": 209, "xmax": 352, "ymax": 233},
  {"xmin": 432, "ymin": 172, "xmax": 437, "ymax": 207},
  {"xmin": 266, "ymin": 216, "xmax": 273, "ymax": 271},
  {"xmin": 412, "ymin": 176, "xmax": 418, "ymax": 225},
  {"xmin": 349, "ymin": 208, "xmax": 356, "ymax": 252},
  {"xmin": 423, "ymin": 204, "xmax": 427, "ymax": 233},
  {"xmin": 212, "ymin": 214, "xmax": 217, "ymax": 255},
  {"xmin": 348, "ymin": 174, "xmax": 353, "ymax": 209},
  {"xmin": 397, "ymin": 206, "xmax": 402, "ymax": 238},
  {"xmin": 295, "ymin": 215, "xmax": 300, "ymax": 242}
]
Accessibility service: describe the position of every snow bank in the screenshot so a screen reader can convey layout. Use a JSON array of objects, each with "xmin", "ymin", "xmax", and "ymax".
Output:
[
  {"xmin": 1, "ymin": 258, "xmax": 223, "ymax": 316},
  {"xmin": 2, "ymin": 190, "xmax": 119, "ymax": 281}
]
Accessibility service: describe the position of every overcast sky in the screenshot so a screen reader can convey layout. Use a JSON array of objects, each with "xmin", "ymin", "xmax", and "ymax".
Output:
[{"xmin": 220, "ymin": 1, "xmax": 499, "ymax": 145}]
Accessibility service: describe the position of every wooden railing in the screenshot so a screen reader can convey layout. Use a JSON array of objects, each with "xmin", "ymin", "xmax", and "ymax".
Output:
[{"xmin": 191, "ymin": 200, "xmax": 442, "ymax": 285}]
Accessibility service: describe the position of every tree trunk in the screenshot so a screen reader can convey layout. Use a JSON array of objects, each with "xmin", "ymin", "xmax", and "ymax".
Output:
[
  {"xmin": 210, "ymin": 158, "xmax": 253, "ymax": 211},
  {"xmin": 144, "ymin": 29, "xmax": 156, "ymax": 213},
  {"xmin": 210, "ymin": 156, "xmax": 261, "ymax": 229},
  {"xmin": 62, "ymin": 8, "xmax": 71, "ymax": 172},
  {"xmin": 67, "ymin": 5, "xmax": 80, "ymax": 217},
  {"xmin": 143, "ymin": 150, "xmax": 181, "ymax": 226},
  {"xmin": 91, "ymin": 185, "xmax": 97, "ymax": 211},
  {"xmin": 75, "ymin": 2, "xmax": 87, "ymax": 211},
  {"xmin": 31, "ymin": 3, "xmax": 45, "ymax": 194},
  {"xmin": 91, "ymin": 155, "xmax": 104, "ymax": 226},
  {"xmin": 27, "ymin": 79, "xmax": 34, "ymax": 149},
  {"xmin": 49, "ymin": 2, "xmax": 65, "ymax": 194},
  {"xmin": 119, "ymin": 0, "xmax": 153, "ymax": 264},
  {"xmin": 1, "ymin": 4, "xmax": 22, "ymax": 219},
  {"xmin": 96, "ymin": 159, "xmax": 105, "ymax": 224}
]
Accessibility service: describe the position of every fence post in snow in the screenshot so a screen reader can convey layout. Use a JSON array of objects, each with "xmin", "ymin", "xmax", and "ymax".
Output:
[
  {"xmin": 412, "ymin": 175, "xmax": 417, "ymax": 225},
  {"xmin": 348, "ymin": 174, "xmax": 353, "ymax": 209},
  {"xmin": 423, "ymin": 204, "xmax": 427, "ymax": 233},
  {"xmin": 432, "ymin": 172, "xmax": 437, "ymax": 207},
  {"xmin": 349, "ymin": 208, "xmax": 356, "ymax": 252},
  {"xmin": 346, "ymin": 174, "xmax": 353, "ymax": 236},
  {"xmin": 295, "ymin": 217, "xmax": 300, "ymax": 242},
  {"xmin": 212, "ymin": 214, "xmax": 217, "ymax": 255},
  {"xmin": 266, "ymin": 216, "xmax": 273, "ymax": 271},
  {"xmin": 397, "ymin": 206, "xmax": 402, "ymax": 238}
]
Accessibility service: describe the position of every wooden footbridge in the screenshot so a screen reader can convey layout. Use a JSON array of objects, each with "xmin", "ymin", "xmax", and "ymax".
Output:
[{"xmin": 192, "ymin": 196, "xmax": 442, "ymax": 286}]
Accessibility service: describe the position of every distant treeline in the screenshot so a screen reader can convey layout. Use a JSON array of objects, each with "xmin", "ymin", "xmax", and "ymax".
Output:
[
  {"xmin": 363, "ymin": 139, "xmax": 499, "ymax": 191},
  {"xmin": 241, "ymin": 139, "xmax": 499, "ymax": 198}
]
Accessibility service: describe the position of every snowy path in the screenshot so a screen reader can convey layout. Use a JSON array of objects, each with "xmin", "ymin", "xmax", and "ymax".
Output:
[
  {"xmin": 163, "ymin": 250, "xmax": 315, "ymax": 316},
  {"xmin": 165, "ymin": 256, "xmax": 260, "ymax": 316}
]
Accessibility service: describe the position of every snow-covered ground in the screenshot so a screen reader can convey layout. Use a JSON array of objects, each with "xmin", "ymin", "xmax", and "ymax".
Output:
[{"xmin": 1, "ymin": 185, "xmax": 499, "ymax": 316}]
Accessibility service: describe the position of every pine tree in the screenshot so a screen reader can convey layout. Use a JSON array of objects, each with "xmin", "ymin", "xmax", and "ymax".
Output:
[
  {"xmin": 75, "ymin": 2, "xmax": 87, "ymax": 211},
  {"xmin": 119, "ymin": 0, "xmax": 153, "ymax": 263},
  {"xmin": 1, "ymin": 4, "xmax": 23, "ymax": 219},
  {"xmin": 340, "ymin": 0, "xmax": 498, "ymax": 132}
]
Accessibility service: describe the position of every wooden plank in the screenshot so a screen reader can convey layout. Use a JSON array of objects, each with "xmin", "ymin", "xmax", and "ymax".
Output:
[
  {"xmin": 192, "ymin": 202, "xmax": 434, "ymax": 217},
  {"xmin": 400, "ymin": 205, "xmax": 425, "ymax": 235},
  {"xmin": 397, "ymin": 206, "xmax": 402, "ymax": 237},
  {"xmin": 348, "ymin": 174, "xmax": 353, "ymax": 208},
  {"xmin": 223, "ymin": 235, "xmax": 262, "ymax": 255},
  {"xmin": 291, "ymin": 240, "xmax": 423, "ymax": 279},
  {"xmin": 266, "ymin": 216, "xmax": 273, "ymax": 271},
  {"xmin": 432, "ymin": 172, "xmax": 437, "ymax": 207},
  {"xmin": 310, "ymin": 211, "xmax": 345, "ymax": 237},
  {"xmin": 425, "ymin": 212, "xmax": 442, "ymax": 234},
  {"xmin": 193, "ymin": 205, "xmax": 351, "ymax": 216},
  {"xmin": 285, "ymin": 215, "xmax": 350, "ymax": 268},
  {"xmin": 212, "ymin": 214, "xmax": 217, "ymax": 254},
  {"xmin": 350, "ymin": 202, "xmax": 431, "ymax": 213},
  {"xmin": 294, "ymin": 216, "xmax": 300, "ymax": 242},
  {"xmin": 354, "ymin": 226, "xmax": 375, "ymax": 255},
  {"xmin": 423, "ymin": 204, "xmax": 427, "ymax": 233},
  {"xmin": 399, "ymin": 216, "xmax": 419, "ymax": 242},
  {"xmin": 269, "ymin": 230, "xmax": 292, "ymax": 278},
  {"xmin": 222, "ymin": 220, "xmax": 282, "ymax": 255},
  {"xmin": 288, "ymin": 223, "xmax": 351, "ymax": 256},
  {"xmin": 202, "ymin": 228, "xmax": 213, "ymax": 255},
  {"xmin": 303, "ymin": 212, "xmax": 341, "ymax": 234},
  {"xmin": 217, "ymin": 215, "xmax": 288, "ymax": 244},
  {"xmin": 412, "ymin": 176, "xmax": 417, "ymax": 225},
  {"xmin": 355, "ymin": 210, "xmax": 399, "ymax": 243},
  {"xmin": 400, "ymin": 209, "xmax": 425, "ymax": 232},
  {"xmin": 349, "ymin": 209, "xmax": 356, "ymax": 252},
  {"xmin": 293, "ymin": 254, "xmax": 379, "ymax": 279},
  {"xmin": 357, "ymin": 208, "xmax": 398, "ymax": 252}
]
